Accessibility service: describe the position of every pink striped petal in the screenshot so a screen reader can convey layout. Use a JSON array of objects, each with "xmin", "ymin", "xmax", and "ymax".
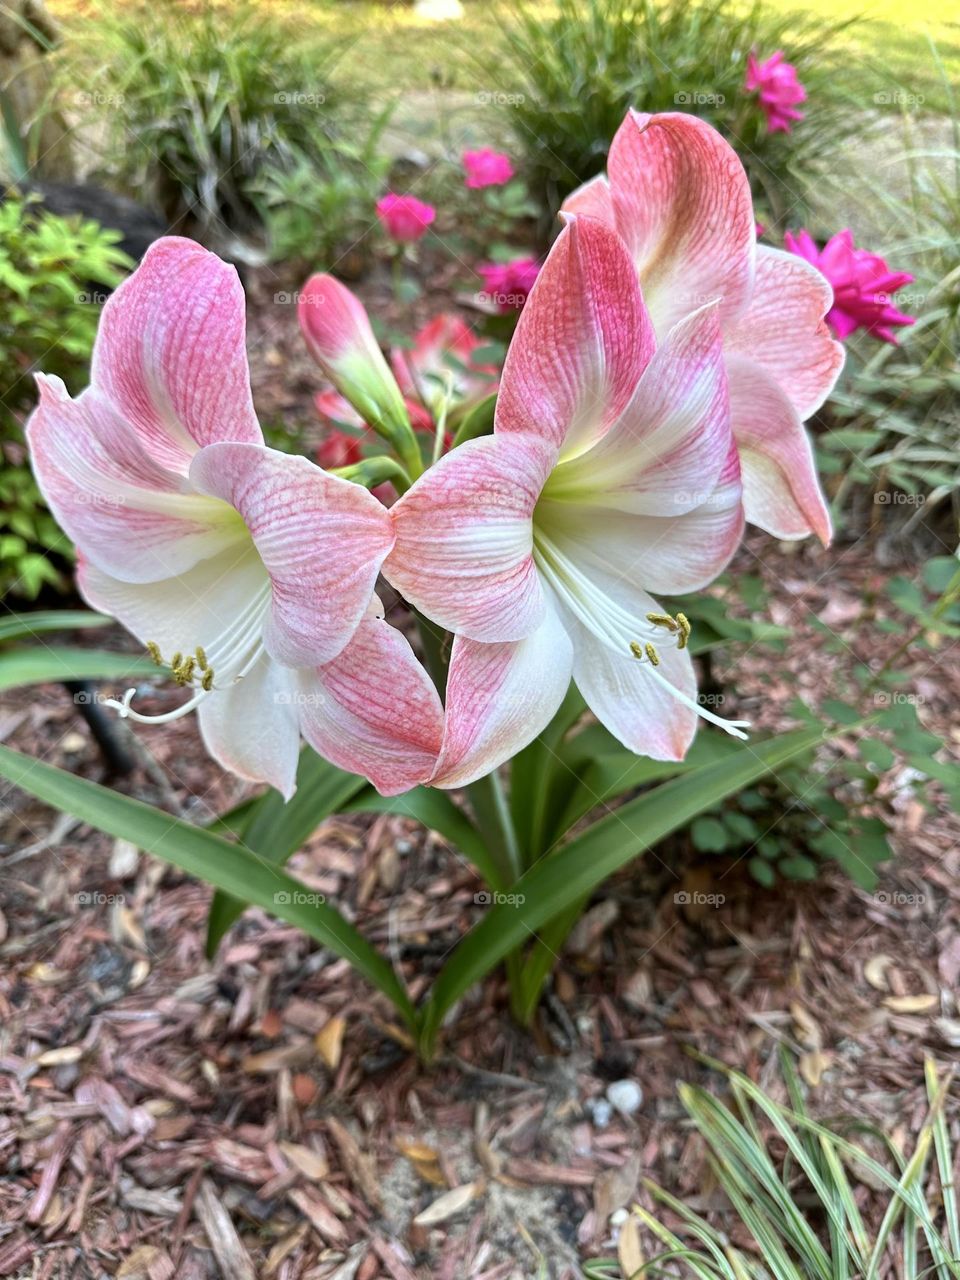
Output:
[
  {"xmin": 384, "ymin": 433, "xmax": 555, "ymax": 644},
  {"xmin": 28, "ymin": 377, "xmax": 245, "ymax": 583},
  {"xmin": 299, "ymin": 612, "xmax": 444, "ymax": 796},
  {"xmin": 198, "ymin": 655, "xmax": 301, "ymax": 799},
  {"xmin": 727, "ymin": 356, "xmax": 831, "ymax": 544},
  {"xmin": 568, "ymin": 607, "xmax": 698, "ymax": 762},
  {"xmin": 189, "ymin": 443, "xmax": 395, "ymax": 667},
  {"xmin": 607, "ymin": 111, "xmax": 755, "ymax": 335},
  {"xmin": 542, "ymin": 302, "xmax": 730, "ymax": 517},
  {"xmin": 561, "ymin": 174, "xmax": 615, "ymax": 224},
  {"xmin": 431, "ymin": 603, "xmax": 574, "ymax": 790},
  {"xmin": 91, "ymin": 237, "xmax": 263, "ymax": 473},
  {"xmin": 724, "ymin": 246, "xmax": 844, "ymax": 418},
  {"xmin": 494, "ymin": 215, "xmax": 655, "ymax": 458}
]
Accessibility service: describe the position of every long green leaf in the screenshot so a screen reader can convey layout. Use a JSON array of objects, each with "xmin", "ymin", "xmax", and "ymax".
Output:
[
  {"xmin": 0, "ymin": 648, "xmax": 157, "ymax": 692},
  {"xmin": 205, "ymin": 749, "xmax": 368, "ymax": 956},
  {"xmin": 0, "ymin": 745, "xmax": 416, "ymax": 1028},
  {"xmin": 0, "ymin": 611, "xmax": 110, "ymax": 645},
  {"xmin": 419, "ymin": 724, "xmax": 829, "ymax": 1051}
]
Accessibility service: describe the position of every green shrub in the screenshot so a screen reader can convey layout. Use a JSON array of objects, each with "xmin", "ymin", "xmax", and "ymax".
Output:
[
  {"xmin": 71, "ymin": 2, "xmax": 352, "ymax": 238},
  {"xmin": 253, "ymin": 106, "xmax": 394, "ymax": 271},
  {"xmin": 475, "ymin": 0, "xmax": 871, "ymax": 227},
  {"xmin": 0, "ymin": 194, "xmax": 130, "ymax": 599}
]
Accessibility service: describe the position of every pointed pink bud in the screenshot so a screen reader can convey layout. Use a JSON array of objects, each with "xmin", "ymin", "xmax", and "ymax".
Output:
[{"xmin": 298, "ymin": 275, "xmax": 410, "ymax": 445}]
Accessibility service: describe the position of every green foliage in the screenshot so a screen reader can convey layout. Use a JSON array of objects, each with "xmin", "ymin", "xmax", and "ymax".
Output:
[
  {"xmin": 821, "ymin": 51, "xmax": 960, "ymax": 521},
  {"xmin": 689, "ymin": 551, "xmax": 960, "ymax": 892},
  {"xmin": 474, "ymin": 0, "xmax": 870, "ymax": 226},
  {"xmin": 0, "ymin": 195, "xmax": 130, "ymax": 599},
  {"xmin": 253, "ymin": 104, "xmax": 394, "ymax": 269},
  {"xmin": 72, "ymin": 2, "xmax": 355, "ymax": 237},
  {"xmin": 584, "ymin": 1052, "xmax": 960, "ymax": 1280}
]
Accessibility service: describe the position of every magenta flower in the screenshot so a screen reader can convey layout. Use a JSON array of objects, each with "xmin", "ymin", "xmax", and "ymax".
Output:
[
  {"xmin": 784, "ymin": 229, "xmax": 916, "ymax": 344},
  {"xmin": 477, "ymin": 257, "xmax": 540, "ymax": 312},
  {"xmin": 375, "ymin": 193, "xmax": 436, "ymax": 243},
  {"xmin": 462, "ymin": 148, "xmax": 515, "ymax": 189},
  {"xmin": 745, "ymin": 51, "xmax": 806, "ymax": 133}
]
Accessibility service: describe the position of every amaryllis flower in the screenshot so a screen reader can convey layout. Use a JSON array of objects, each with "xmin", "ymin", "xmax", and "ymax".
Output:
[
  {"xmin": 384, "ymin": 217, "xmax": 748, "ymax": 788},
  {"xmin": 784, "ymin": 228, "xmax": 916, "ymax": 344},
  {"xmin": 391, "ymin": 313, "xmax": 498, "ymax": 424},
  {"xmin": 376, "ymin": 192, "xmax": 436, "ymax": 243},
  {"xmin": 745, "ymin": 50, "xmax": 806, "ymax": 133},
  {"xmin": 462, "ymin": 148, "xmax": 515, "ymax": 189},
  {"xmin": 563, "ymin": 110, "xmax": 844, "ymax": 544},
  {"xmin": 27, "ymin": 238, "xmax": 442, "ymax": 799},
  {"xmin": 477, "ymin": 257, "xmax": 540, "ymax": 312}
]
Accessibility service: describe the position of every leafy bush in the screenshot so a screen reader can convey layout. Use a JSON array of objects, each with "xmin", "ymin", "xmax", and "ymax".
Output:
[
  {"xmin": 585, "ymin": 1052, "xmax": 959, "ymax": 1279},
  {"xmin": 0, "ymin": 194, "xmax": 130, "ymax": 598},
  {"xmin": 71, "ymin": 2, "xmax": 355, "ymax": 238},
  {"xmin": 475, "ymin": 0, "xmax": 870, "ymax": 226},
  {"xmin": 681, "ymin": 552, "xmax": 960, "ymax": 891},
  {"xmin": 252, "ymin": 107, "xmax": 393, "ymax": 270}
]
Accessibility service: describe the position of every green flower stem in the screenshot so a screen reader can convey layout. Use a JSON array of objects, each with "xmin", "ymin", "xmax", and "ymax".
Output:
[{"xmin": 331, "ymin": 455, "xmax": 412, "ymax": 495}]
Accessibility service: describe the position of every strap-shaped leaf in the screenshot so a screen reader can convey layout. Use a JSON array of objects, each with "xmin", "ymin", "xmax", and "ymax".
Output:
[
  {"xmin": 0, "ymin": 744, "xmax": 416, "ymax": 1029},
  {"xmin": 206, "ymin": 749, "xmax": 369, "ymax": 956},
  {"xmin": 0, "ymin": 611, "xmax": 110, "ymax": 645},
  {"xmin": 419, "ymin": 724, "xmax": 831, "ymax": 1051},
  {"xmin": 0, "ymin": 647, "xmax": 157, "ymax": 692}
]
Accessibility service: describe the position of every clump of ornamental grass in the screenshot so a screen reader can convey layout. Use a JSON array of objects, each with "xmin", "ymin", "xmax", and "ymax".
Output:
[
  {"xmin": 584, "ymin": 1052, "xmax": 960, "ymax": 1280},
  {"xmin": 471, "ymin": 0, "xmax": 874, "ymax": 228}
]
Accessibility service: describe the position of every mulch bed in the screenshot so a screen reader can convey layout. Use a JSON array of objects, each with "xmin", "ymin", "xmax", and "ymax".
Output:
[{"xmin": 1, "ymin": 270, "xmax": 958, "ymax": 1279}]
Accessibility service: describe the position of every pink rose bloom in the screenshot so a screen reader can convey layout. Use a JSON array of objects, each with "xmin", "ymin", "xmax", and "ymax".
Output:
[
  {"xmin": 462, "ymin": 148, "xmax": 515, "ymax": 189},
  {"xmin": 477, "ymin": 257, "xmax": 541, "ymax": 312},
  {"xmin": 375, "ymin": 193, "xmax": 436, "ymax": 243},
  {"xmin": 745, "ymin": 50, "xmax": 806, "ymax": 133},
  {"xmin": 784, "ymin": 228, "xmax": 915, "ymax": 344}
]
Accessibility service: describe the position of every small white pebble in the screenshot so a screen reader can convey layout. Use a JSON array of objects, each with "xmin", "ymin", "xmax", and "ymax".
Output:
[
  {"xmin": 610, "ymin": 1207, "xmax": 629, "ymax": 1227},
  {"xmin": 589, "ymin": 1098, "xmax": 614, "ymax": 1128},
  {"xmin": 607, "ymin": 1079, "xmax": 643, "ymax": 1115}
]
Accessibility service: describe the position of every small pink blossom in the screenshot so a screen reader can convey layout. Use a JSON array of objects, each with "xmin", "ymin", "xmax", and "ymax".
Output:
[
  {"xmin": 462, "ymin": 148, "xmax": 515, "ymax": 189},
  {"xmin": 375, "ymin": 193, "xmax": 436, "ymax": 242},
  {"xmin": 745, "ymin": 50, "xmax": 806, "ymax": 133},
  {"xmin": 784, "ymin": 228, "xmax": 916, "ymax": 344},
  {"xmin": 477, "ymin": 257, "xmax": 540, "ymax": 313}
]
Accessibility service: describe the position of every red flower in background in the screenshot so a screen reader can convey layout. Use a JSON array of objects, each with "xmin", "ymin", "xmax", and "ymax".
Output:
[
  {"xmin": 376, "ymin": 193, "xmax": 436, "ymax": 243},
  {"xmin": 785, "ymin": 229, "xmax": 916, "ymax": 343},
  {"xmin": 745, "ymin": 51, "xmax": 806, "ymax": 133},
  {"xmin": 477, "ymin": 257, "xmax": 540, "ymax": 312},
  {"xmin": 462, "ymin": 148, "xmax": 515, "ymax": 189}
]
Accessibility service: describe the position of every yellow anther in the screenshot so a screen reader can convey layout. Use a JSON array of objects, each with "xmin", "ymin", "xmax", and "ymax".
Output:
[
  {"xmin": 170, "ymin": 652, "xmax": 183, "ymax": 671},
  {"xmin": 646, "ymin": 612, "xmax": 679, "ymax": 632},
  {"xmin": 201, "ymin": 668, "xmax": 215, "ymax": 692},
  {"xmin": 146, "ymin": 641, "xmax": 164, "ymax": 666},
  {"xmin": 195, "ymin": 646, "xmax": 209, "ymax": 671},
  {"xmin": 645, "ymin": 642, "xmax": 660, "ymax": 666},
  {"xmin": 676, "ymin": 612, "xmax": 691, "ymax": 650},
  {"xmin": 629, "ymin": 640, "xmax": 644, "ymax": 660}
]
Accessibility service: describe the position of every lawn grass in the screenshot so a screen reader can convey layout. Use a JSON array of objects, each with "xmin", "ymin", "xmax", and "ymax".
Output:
[{"xmin": 46, "ymin": 0, "xmax": 960, "ymax": 112}]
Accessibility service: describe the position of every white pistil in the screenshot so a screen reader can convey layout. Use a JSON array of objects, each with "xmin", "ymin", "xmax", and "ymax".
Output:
[
  {"xmin": 532, "ymin": 529, "xmax": 750, "ymax": 740},
  {"xmin": 104, "ymin": 583, "xmax": 271, "ymax": 726}
]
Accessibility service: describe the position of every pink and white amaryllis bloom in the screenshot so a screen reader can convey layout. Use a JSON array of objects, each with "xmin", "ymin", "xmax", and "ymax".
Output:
[
  {"xmin": 27, "ymin": 238, "xmax": 442, "ymax": 799},
  {"xmin": 384, "ymin": 216, "xmax": 748, "ymax": 788},
  {"xmin": 563, "ymin": 110, "xmax": 845, "ymax": 544}
]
